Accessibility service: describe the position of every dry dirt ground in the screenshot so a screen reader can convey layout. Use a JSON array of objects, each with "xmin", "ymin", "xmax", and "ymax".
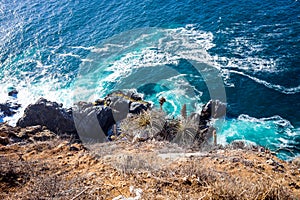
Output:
[{"xmin": 0, "ymin": 123, "xmax": 300, "ymax": 199}]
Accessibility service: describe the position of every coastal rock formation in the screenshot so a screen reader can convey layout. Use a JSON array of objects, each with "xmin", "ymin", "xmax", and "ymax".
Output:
[
  {"xmin": 15, "ymin": 91, "xmax": 150, "ymax": 144},
  {"xmin": 73, "ymin": 91, "xmax": 151, "ymax": 143},
  {"xmin": 0, "ymin": 102, "xmax": 21, "ymax": 118},
  {"xmin": 105, "ymin": 91, "xmax": 151, "ymax": 116},
  {"xmin": 199, "ymin": 100, "xmax": 226, "ymax": 123},
  {"xmin": 73, "ymin": 103, "xmax": 115, "ymax": 143},
  {"xmin": 194, "ymin": 100, "xmax": 226, "ymax": 145},
  {"xmin": 16, "ymin": 98, "xmax": 77, "ymax": 137},
  {"xmin": 0, "ymin": 89, "xmax": 21, "ymax": 119}
]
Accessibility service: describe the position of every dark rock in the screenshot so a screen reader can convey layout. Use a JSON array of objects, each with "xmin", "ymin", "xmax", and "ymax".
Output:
[
  {"xmin": 95, "ymin": 106, "xmax": 116, "ymax": 135},
  {"xmin": 69, "ymin": 146, "xmax": 80, "ymax": 151},
  {"xmin": 0, "ymin": 104, "xmax": 15, "ymax": 117},
  {"xmin": 200, "ymin": 100, "xmax": 226, "ymax": 121},
  {"xmin": 73, "ymin": 91, "xmax": 151, "ymax": 143},
  {"xmin": 289, "ymin": 182, "xmax": 300, "ymax": 189},
  {"xmin": 106, "ymin": 91, "xmax": 149, "ymax": 117},
  {"xmin": 0, "ymin": 102, "xmax": 21, "ymax": 117},
  {"xmin": 8, "ymin": 89, "xmax": 18, "ymax": 97},
  {"xmin": 242, "ymin": 160, "xmax": 254, "ymax": 168},
  {"xmin": 73, "ymin": 103, "xmax": 114, "ymax": 143},
  {"xmin": 232, "ymin": 158, "xmax": 240, "ymax": 163},
  {"xmin": 129, "ymin": 102, "xmax": 148, "ymax": 114},
  {"xmin": 17, "ymin": 98, "xmax": 77, "ymax": 137},
  {"xmin": 8, "ymin": 102, "xmax": 21, "ymax": 110},
  {"xmin": 230, "ymin": 140, "xmax": 247, "ymax": 149},
  {"xmin": 0, "ymin": 136, "xmax": 9, "ymax": 145},
  {"xmin": 194, "ymin": 100, "xmax": 226, "ymax": 145},
  {"xmin": 130, "ymin": 93, "xmax": 143, "ymax": 101},
  {"xmin": 266, "ymin": 159, "xmax": 275, "ymax": 166},
  {"xmin": 106, "ymin": 94, "xmax": 130, "ymax": 121}
]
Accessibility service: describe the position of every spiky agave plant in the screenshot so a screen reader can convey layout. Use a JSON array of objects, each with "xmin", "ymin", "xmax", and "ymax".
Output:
[
  {"xmin": 171, "ymin": 118, "xmax": 198, "ymax": 146},
  {"xmin": 119, "ymin": 109, "xmax": 167, "ymax": 141}
]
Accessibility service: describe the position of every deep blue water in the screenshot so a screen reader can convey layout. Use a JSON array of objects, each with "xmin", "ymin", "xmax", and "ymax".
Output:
[{"xmin": 0, "ymin": 0, "xmax": 299, "ymax": 160}]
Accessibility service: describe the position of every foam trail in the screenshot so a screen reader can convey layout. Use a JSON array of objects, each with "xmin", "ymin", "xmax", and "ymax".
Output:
[
  {"xmin": 229, "ymin": 70, "xmax": 300, "ymax": 94},
  {"xmin": 58, "ymin": 53, "xmax": 81, "ymax": 59}
]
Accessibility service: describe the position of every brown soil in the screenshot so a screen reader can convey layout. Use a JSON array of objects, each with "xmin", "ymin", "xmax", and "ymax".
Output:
[{"xmin": 0, "ymin": 123, "xmax": 299, "ymax": 199}]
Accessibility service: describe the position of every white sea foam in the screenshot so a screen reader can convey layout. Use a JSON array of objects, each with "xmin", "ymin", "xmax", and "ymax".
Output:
[
  {"xmin": 76, "ymin": 25, "xmax": 299, "ymax": 100},
  {"xmin": 229, "ymin": 70, "xmax": 300, "ymax": 94},
  {"xmin": 2, "ymin": 25, "xmax": 299, "ymax": 126},
  {"xmin": 58, "ymin": 53, "xmax": 81, "ymax": 58}
]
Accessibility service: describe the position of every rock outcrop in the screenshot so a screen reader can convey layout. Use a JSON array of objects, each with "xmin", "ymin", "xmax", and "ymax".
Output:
[
  {"xmin": 0, "ymin": 123, "xmax": 56, "ymax": 145},
  {"xmin": 194, "ymin": 100, "xmax": 226, "ymax": 145},
  {"xmin": 0, "ymin": 89, "xmax": 21, "ymax": 119},
  {"xmin": 17, "ymin": 98, "xmax": 77, "ymax": 137},
  {"xmin": 73, "ymin": 91, "xmax": 151, "ymax": 143},
  {"xmin": 0, "ymin": 102, "xmax": 21, "ymax": 118},
  {"xmin": 73, "ymin": 103, "xmax": 115, "ymax": 143},
  {"xmin": 199, "ymin": 100, "xmax": 226, "ymax": 125}
]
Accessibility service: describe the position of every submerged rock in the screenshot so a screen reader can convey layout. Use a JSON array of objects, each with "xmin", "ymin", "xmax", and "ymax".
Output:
[
  {"xmin": 0, "ymin": 89, "xmax": 21, "ymax": 119},
  {"xmin": 8, "ymin": 89, "xmax": 18, "ymax": 97},
  {"xmin": 17, "ymin": 98, "xmax": 77, "ymax": 137}
]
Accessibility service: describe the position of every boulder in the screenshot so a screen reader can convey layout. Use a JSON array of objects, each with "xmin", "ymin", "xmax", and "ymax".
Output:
[
  {"xmin": 17, "ymin": 98, "xmax": 77, "ymax": 137},
  {"xmin": 198, "ymin": 100, "xmax": 226, "ymax": 128},
  {"xmin": 106, "ymin": 94, "xmax": 130, "ymax": 121},
  {"xmin": 0, "ymin": 103, "xmax": 15, "ymax": 117},
  {"xmin": 72, "ymin": 91, "xmax": 150, "ymax": 143},
  {"xmin": 0, "ymin": 89, "xmax": 21, "ymax": 119},
  {"xmin": 72, "ymin": 103, "xmax": 115, "ymax": 143},
  {"xmin": 193, "ymin": 100, "xmax": 226, "ymax": 146}
]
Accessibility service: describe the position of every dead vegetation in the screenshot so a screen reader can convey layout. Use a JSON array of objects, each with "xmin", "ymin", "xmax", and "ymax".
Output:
[
  {"xmin": 1, "ymin": 136, "xmax": 299, "ymax": 199},
  {"xmin": 0, "ymin": 115, "xmax": 299, "ymax": 199}
]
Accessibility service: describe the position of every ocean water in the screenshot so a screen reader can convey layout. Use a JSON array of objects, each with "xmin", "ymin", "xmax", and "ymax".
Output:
[{"xmin": 0, "ymin": 0, "xmax": 299, "ymax": 160}]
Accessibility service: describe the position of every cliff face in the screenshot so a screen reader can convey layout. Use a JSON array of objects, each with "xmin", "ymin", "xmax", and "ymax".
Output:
[{"xmin": 0, "ymin": 123, "xmax": 299, "ymax": 200}]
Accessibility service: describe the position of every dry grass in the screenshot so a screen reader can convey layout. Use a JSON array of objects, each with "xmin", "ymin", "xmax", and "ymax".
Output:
[
  {"xmin": 0, "ymin": 120, "xmax": 299, "ymax": 200},
  {"xmin": 1, "ymin": 138, "xmax": 299, "ymax": 200},
  {"xmin": 112, "ymin": 154, "xmax": 295, "ymax": 200}
]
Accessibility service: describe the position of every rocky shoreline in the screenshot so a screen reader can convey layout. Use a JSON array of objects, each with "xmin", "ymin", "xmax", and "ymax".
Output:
[
  {"xmin": 1, "ymin": 90, "xmax": 225, "ymax": 146},
  {"xmin": 1, "ymin": 90, "xmax": 300, "ymax": 199}
]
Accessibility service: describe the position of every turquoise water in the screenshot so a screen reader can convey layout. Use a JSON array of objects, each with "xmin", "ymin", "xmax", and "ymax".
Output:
[{"xmin": 0, "ymin": 0, "xmax": 299, "ymax": 159}]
